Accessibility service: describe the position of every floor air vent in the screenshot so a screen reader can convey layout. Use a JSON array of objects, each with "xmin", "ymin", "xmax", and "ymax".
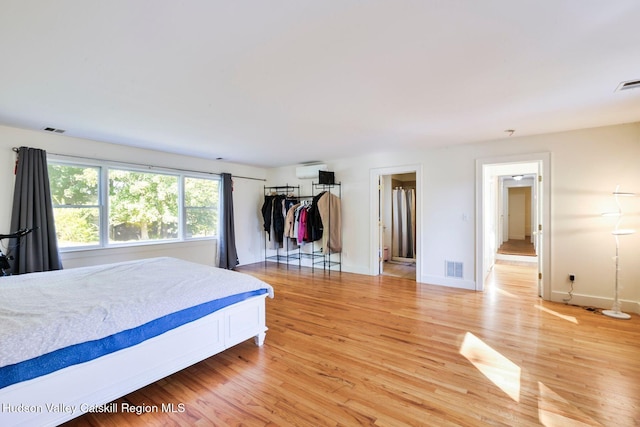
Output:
[{"xmin": 445, "ymin": 261, "xmax": 463, "ymax": 278}]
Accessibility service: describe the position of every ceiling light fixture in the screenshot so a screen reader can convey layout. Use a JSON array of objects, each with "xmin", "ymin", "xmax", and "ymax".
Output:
[
  {"xmin": 512, "ymin": 175, "xmax": 523, "ymax": 181},
  {"xmin": 504, "ymin": 129, "xmax": 515, "ymax": 136}
]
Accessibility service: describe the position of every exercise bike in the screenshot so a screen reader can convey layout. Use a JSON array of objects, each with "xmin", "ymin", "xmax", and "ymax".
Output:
[{"xmin": 0, "ymin": 227, "xmax": 36, "ymax": 276}]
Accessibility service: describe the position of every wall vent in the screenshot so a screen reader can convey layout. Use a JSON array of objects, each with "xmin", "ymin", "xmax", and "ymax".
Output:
[
  {"xmin": 445, "ymin": 261, "xmax": 463, "ymax": 278},
  {"xmin": 42, "ymin": 126, "xmax": 66, "ymax": 134},
  {"xmin": 616, "ymin": 79, "xmax": 640, "ymax": 92}
]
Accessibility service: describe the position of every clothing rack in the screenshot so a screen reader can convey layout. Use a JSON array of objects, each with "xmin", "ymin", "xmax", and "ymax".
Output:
[
  {"xmin": 262, "ymin": 185, "xmax": 302, "ymax": 268},
  {"xmin": 261, "ymin": 183, "xmax": 342, "ymax": 273}
]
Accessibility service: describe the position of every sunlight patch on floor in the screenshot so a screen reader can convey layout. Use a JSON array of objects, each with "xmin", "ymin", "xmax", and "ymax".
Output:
[
  {"xmin": 534, "ymin": 305, "xmax": 578, "ymax": 324},
  {"xmin": 459, "ymin": 332, "xmax": 521, "ymax": 402},
  {"xmin": 537, "ymin": 381, "xmax": 601, "ymax": 426},
  {"xmin": 491, "ymin": 287, "xmax": 519, "ymax": 298}
]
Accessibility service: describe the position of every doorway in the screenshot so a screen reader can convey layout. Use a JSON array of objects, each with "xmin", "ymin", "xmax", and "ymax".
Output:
[
  {"xmin": 475, "ymin": 153, "xmax": 550, "ymax": 298},
  {"xmin": 384, "ymin": 173, "xmax": 416, "ymax": 278},
  {"xmin": 370, "ymin": 165, "xmax": 422, "ymax": 281},
  {"xmin": 496, "ymin": 175, "xmax": 538, "ymax": 263}
]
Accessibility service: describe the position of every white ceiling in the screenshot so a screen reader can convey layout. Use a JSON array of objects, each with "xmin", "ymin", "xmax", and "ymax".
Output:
[{"xmin": 1, "ymin": 1, "xmax": 640, "ymax": 168}]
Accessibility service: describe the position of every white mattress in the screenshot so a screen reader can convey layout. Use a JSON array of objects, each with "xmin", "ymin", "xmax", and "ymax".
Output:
[{"xmin": 0, "ymin": 257, "xmax": 273, "ymax": 368}]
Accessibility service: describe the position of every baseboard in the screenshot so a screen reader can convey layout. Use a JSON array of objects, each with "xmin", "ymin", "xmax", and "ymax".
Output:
[
  {"xmin": 420, "ymin": 274, "xmax": 476, "ymax": 291},
  {"xmin": 550, "ymin": 291, "xmax": 639, "ymax": 314}
]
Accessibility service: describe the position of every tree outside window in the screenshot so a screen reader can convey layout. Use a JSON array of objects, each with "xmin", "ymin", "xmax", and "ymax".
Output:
[
  {"xmin": 48, "ymin": 164, "xmax": 100, "ymax": 247},
  {"xmin": 108, "ymin": 169, "xmax": 179, "ymax": 242},
  {"xmin": 185, "ymin": 177, "xmax": 219, "ymax": 238}
]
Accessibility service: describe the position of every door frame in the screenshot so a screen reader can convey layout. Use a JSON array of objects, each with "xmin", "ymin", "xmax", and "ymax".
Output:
[
  {"xmin": 475, "ymin": 153, "xmax": 550, "ymax": 297},
  {"xmin": 370, "ymin": 164, "xmax": 422, "ymax": 279}
]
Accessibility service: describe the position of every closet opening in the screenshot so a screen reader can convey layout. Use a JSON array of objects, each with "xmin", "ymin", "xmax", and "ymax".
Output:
[
  {"xmin": 383, "ymin": 173, "xmax": 416, "ymax": 279},
  {"xmin": 369, "ymin": 165, "xmax": 421, "ymax": 282}
]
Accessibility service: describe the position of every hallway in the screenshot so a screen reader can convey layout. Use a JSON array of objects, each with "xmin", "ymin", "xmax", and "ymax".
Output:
[{"xmin": 497, "ymin": 238, "xmax": 536, "ymax": 257}]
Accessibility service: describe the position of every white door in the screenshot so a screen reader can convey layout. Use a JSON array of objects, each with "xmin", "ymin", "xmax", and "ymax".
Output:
[
  {"xmin": 508, "ymin": 188, "xmax": 526, "ymax": 240},
  {"xmin": 378, "ymin": 176, "xmax": 384, "ymax": 275},
  {"xmin": 535, "ymin": 173, "xmax": 543, "ymax": 297}
]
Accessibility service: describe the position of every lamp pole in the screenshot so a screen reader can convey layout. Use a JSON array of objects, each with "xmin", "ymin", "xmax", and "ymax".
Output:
[{"xmin": 602, "ymin": 187, "xmax": 633, "ymax": 320}]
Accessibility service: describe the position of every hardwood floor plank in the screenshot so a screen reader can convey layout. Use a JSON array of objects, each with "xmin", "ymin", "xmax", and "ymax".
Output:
[
  {"xmin": 497, "ymin": 239, "xmax": 536, "ymax": 256},
  {"xmin": 62, "ymin": 262, "xmax": 639, "ymax": 426}
]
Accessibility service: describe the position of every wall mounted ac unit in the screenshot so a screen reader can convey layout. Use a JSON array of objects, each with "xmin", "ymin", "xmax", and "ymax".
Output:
[{"xmin": 295, "ymin": 164, "xmax": 327, "ymax": 179}]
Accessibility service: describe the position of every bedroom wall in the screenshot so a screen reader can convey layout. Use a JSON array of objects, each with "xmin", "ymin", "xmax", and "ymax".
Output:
[
  {"xmin": 266, "ymin": 122, "xmax": 640, "ymax": 313},
  {"xmin": 1, "ymin": 122, "xmax": 638, "ymax": 313},
  {"xmin": 0, "ymin": 125, "xmax": 268, "ymax": 268}
]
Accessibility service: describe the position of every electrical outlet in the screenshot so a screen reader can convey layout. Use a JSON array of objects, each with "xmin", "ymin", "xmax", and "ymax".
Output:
[{"xmin": 569, "ymin": 274, "xmax": 575, "ymax": 282}]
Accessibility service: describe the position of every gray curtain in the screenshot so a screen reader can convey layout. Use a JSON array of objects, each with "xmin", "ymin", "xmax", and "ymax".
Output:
[
  {"xmin": 218, "ymin": 173, "xmax": 239, "ymax": 269},
  {"xmin": 392, "ymin": 187, "xmax": 416, "ymax": 259},
  {"xmin": 10, "ymin": 147, "xmax": 62, "ymax": 274}
]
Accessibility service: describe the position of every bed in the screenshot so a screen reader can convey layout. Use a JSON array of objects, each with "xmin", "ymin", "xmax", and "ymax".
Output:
[{"xmin": 0, "ymin": 257, "xmax": 274, "ymax": 427}]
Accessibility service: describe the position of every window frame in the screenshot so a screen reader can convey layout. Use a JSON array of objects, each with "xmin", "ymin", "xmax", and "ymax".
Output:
[
  {"xmin": 183, "ymin": 176, "xmax": 221, "ymax": 240},
  {"xmin": 48, "ymin": 157, "xmax": 221, "ymax": 252}
]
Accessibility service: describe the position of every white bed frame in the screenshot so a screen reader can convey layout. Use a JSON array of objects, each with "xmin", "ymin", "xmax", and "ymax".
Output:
[{"xmin": 0, "ymin": 293, "xmax": 268, "ymax": 427}]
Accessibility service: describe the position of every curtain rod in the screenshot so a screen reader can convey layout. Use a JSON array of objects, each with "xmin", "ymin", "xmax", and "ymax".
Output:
[{"xmin": 12, "ymin": 147, "xmax": 266, "ymax": 182}]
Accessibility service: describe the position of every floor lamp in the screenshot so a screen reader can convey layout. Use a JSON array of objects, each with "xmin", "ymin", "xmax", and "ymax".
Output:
[{"xmin": 602, "ymin": 186, "xmax": 635, "ymax": 320}]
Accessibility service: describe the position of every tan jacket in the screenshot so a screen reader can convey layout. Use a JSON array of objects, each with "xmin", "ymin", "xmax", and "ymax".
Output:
[{"xmin": 316, "ymin": 192, "xmax": 342, "ymax": 253}]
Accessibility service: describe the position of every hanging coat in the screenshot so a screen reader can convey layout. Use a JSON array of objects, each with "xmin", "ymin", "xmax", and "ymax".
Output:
[
  {"xmin": 317, "ymin": 191, "xmax": 342, "ymax": 253},
  {"xmin": 261, "ymin": 196, "xmax": 274, "ymax": 238},
  {"xmin": 307, "ymin": 192, "xmax": 325, "ymax": 242}
]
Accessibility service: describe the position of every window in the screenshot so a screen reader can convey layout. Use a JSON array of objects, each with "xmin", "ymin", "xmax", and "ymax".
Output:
[
  {"xmin": 48, "ymin": 164, "xmax": 101, "ymax": 247},
  {"xmin": 48, "ymin": 160, "xmax": 220, "ymax": 249},
  {"xmin": 184, "ymin": 177, "xmax": 219, "ymax": 238},
  {"xmin": 108, "ymin": 169, "xmax": 179, "ymax": 243}
]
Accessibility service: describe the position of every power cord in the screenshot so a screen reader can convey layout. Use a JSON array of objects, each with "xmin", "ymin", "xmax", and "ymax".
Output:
[{"xmin": 563, "ymin": 275, "xmax": 574, "ymax": 303}]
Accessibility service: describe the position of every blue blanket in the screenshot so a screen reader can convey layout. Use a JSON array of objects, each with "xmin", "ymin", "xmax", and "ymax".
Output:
[
  {"xmin": 0, "ymin": 289, "xmax": 267, "ymax": 389},
  {"xmin": 0, "ymin": 258, "xmax": 274, "ymax": 390}
]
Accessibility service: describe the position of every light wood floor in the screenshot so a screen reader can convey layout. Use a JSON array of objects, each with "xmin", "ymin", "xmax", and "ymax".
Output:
[
  {"xmin": 497, "ymin": 238, "xmax": 536, "ymax": 256},
  {"xmin": 382, "ymin": 260, "xmax": 416, "ymax": 279},
  {"xmin": 65, "ymin": 262, "xmax": 639, "ymax": 426}
]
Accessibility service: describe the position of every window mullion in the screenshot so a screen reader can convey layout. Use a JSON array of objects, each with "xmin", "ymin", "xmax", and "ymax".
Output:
[
  {"xmin": 179, "ymin": 175, "xmax": 185, "ymax": 240},
  {"xmin": 100, "ymin": 166, "xmax": 109, "ymax": 247}
]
